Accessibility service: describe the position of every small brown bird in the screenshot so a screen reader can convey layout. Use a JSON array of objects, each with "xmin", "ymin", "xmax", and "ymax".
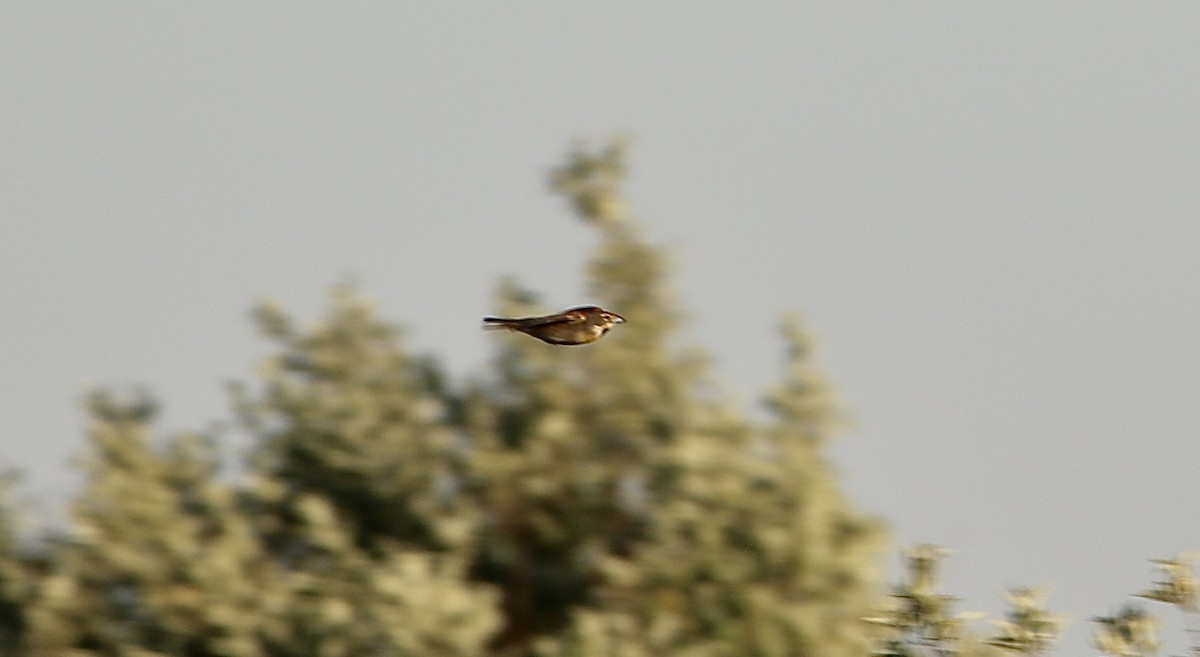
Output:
[{"xmin": 482, "ymin": 305, "xmax": 626, "ymax": 346}]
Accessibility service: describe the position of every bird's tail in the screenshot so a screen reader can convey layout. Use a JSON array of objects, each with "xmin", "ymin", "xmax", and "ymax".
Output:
[{"xmin": 481, "ymin": 317, "xmax": 518, "ymax": 331}]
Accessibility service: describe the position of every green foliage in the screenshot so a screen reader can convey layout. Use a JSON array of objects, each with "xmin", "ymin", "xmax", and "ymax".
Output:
[
  {"xmin": 470, "ymin": 141, "xmax": 718, "ymax": 649},
  {"xmin": 20, "ymin": 392, "xmax": 283, "ymax": 656},
  {"xmin": 17, "ymin": 390, "xmax": 498, "ymax": 657},
  {"xmin": 865, "ymin": 545, "xmax": 1074, "ymax": 657},
  {"xmin": 1092, "ymin": 605, "xmax": 1160, "ymax": 657},
  {"xmin": 1136, "ymin": 553, "xmax": 1198, "ymax": 612},
  {"xmin": 533, "ymin": 318, "xmax": 885, "ymax": 657},
  {"xmin": 866, "ymin": 545, "xmax": 989, "ymax": 657},
  {"xmin": 4, "ymin": 138, "xmax": 1197, "ymax": 657},
  {"xmin": 0, "ymin": 472, "xmax": 29, "ymax": 657},
  {"xmin": 984, "ymin": 588, "xmax": 1065, "ymax": 656},
  {"xmin": 2, "ymin": 139, "xmax": 886, "ymax": 656},
  {"xmin": 1127, "ymin": 552, "xmax": 1200, "ymax": 656},
  {"xmin": 504, "ymin": 144, "xmax": 886, "ymax": 657},
  {"xmin": 865, "ymin": 543, "xmax": 1200, "ymax": 657},
  {"xmin": 236, "ymin": 289, "xmax": 472, "ymax": 553}
]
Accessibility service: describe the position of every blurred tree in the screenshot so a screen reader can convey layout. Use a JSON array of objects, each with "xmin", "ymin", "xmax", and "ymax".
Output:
[
  {"xmin": 1, "ymin": 138, "xmax": 890, "ymax": 657},
  {"xmin": 15, "ymin": 390, "xmax": 497, "ymax": 657},
  {"xmin": 0, "ymin": 471, "xmax": 29, "ymax": 656},
  {"xmin": 1092, "ymin": 604, "xmax": 1160, "ymax": 657},
  {"xmin": 467, "ymin": 139, "xmax": 710, "ymax": 650},
  {"xmin": 985, "ymin": 588, "xmax": 1065, "ymax": 656},
  {"xmin": 489, "ymin": 142, "xmax": 887, "ymax": 657},
  {"xmin": 239, "ymin": 484, "xmax": 500, "ymax": 657},
  {"xmin": 535, "ymin": 319, "xmax": 886, "ymax": 657},
  {"xmin": 18, "ymin": 390, "xmax": 286, "ymax": 657},
  {"xmin": 234, "ymin": 288, "xmax": 474, "ymax": 554},
  {"xmin": 866, "ymin": 544, "xmax": 982, "ymax": 657},
  {"xmin": 1135, "ymin": 552, "xmax": 1199, "ymax": 656}
]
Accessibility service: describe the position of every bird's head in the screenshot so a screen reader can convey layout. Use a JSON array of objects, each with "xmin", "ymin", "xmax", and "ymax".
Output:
[
  {"xmin": 573, "ymin": 306, "xmax": 626, "ymax": 329},
  {"xmin": 599, "ymin": 309, "xmax": 626, "ymax": 326}
]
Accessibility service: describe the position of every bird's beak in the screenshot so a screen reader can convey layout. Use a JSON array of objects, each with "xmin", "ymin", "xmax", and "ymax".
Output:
[{"xmin": 611, "ymin": 314, "xmax": 626, "ymax": 324}]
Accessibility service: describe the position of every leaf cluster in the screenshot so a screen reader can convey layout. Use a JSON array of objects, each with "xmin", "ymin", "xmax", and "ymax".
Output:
[{"xmin": 0, "ymin": 141, "xmax": 884, "ymax": 657}]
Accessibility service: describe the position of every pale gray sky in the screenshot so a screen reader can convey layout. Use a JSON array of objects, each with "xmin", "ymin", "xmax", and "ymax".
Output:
[{"xmin": 2, "ymin": 4, "xmax": 1198, "ymax": 654}]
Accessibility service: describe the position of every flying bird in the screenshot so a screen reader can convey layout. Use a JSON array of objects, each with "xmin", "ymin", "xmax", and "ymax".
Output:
[{"xmin": 482, "ymin": 305, "xmax": 625, "ymax": 346}]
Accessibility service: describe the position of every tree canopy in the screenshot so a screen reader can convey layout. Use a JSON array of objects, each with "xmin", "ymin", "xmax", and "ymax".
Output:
[{"xmin": 2, "ymin": 141, "xmax": 896, "ymax": 657}]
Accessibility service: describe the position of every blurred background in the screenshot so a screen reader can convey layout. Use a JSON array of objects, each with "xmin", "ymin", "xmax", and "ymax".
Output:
[{"xmin": 1, "ymin": 4, "xmax": 1198, "ymax": 656}]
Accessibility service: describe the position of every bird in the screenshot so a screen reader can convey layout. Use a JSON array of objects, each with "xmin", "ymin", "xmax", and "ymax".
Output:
[{"xmin": 482, "ymin": 305, "xmax": 626, "ymax": 346}]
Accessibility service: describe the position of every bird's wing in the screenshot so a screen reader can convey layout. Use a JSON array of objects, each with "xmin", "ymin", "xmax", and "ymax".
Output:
[{"xmin": 519, "ymin": 310, "xmax": 588, "ymax": 328}]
